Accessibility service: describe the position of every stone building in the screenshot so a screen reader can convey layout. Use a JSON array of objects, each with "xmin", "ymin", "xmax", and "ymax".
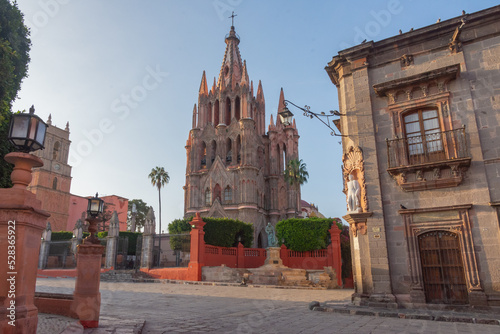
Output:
[
  {"xmin": 326, "ymin": 6, "xmax": 500, "ymax": 307},
  {"xmin": 184, "ymin": 25, "xmax": 301, "ymax": 247},
  {"xmin": 28, "ymin": 115, "xmax": 72, "ymax": 231}
]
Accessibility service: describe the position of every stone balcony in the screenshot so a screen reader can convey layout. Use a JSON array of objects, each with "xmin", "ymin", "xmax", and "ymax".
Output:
[{"xmin": 386, "ymin": 126, "xmax": 471, "ymax": 191}]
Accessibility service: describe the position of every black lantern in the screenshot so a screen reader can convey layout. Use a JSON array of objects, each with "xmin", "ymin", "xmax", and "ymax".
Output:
[
  {"xmin": 8, "ymin": 105, "xmax": 47, "ymax": 153},
  {"xmin": 87, "ymin": 193, "xmax": 104, "ymax": 217},
  {"xmin": 278, "ymin": 105, "xmax": 294, "ymax": 126}
]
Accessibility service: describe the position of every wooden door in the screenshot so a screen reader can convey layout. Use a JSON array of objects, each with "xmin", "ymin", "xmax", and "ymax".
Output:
[{"xmin": 418, "ymin": 231, "xmax": 468, "ymax": 304}]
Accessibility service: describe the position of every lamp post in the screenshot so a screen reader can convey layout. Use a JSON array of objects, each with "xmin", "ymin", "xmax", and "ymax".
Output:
[
  {"xmin": 0, "ymin": 105, "xmax": 49, "ymax": 332},
  {"xmin": 72, "ymin": 192, "xmax": 106, "ymax": 328},
  {"xmin": 85, "ymin": 193, "xmax": 104, "ymax": 244},
  {"xmin": 282, "ymin": 99, "xmax": 345, "ymax": 137}
]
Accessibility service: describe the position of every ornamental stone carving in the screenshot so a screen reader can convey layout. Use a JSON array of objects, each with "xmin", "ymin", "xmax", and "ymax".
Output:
[{"xmin": 342, "ymin": 146, "xmax": 368, "ymax": 212}]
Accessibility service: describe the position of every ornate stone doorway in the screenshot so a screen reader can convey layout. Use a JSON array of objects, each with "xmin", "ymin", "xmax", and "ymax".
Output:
[{"xmin": 418, "ymin": 231, "xmax": 468, "ymax": 304}]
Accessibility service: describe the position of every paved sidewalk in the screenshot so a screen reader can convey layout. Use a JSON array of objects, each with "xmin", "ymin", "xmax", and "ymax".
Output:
[{"xmin": 36, "ymin": 278, "xmax": 500, "ymax": 334}]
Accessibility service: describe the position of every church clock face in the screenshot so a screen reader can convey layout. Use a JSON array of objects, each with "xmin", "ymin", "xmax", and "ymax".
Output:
[{"xmin": 53, "ymin": 163, "xmax": 60, "ymax": 171}]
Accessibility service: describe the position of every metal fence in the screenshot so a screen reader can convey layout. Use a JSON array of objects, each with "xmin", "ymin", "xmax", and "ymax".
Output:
[
  {"xmin": 46, "ymin": 240, "xmax": 76, "ymax": 269},
  {"xmin": 386, "ymin": 127, "xmax": 469, "ymax": 168},
  {"xmin": 152, "ymin": 233, "xmax": 191, "ymax": 268}
]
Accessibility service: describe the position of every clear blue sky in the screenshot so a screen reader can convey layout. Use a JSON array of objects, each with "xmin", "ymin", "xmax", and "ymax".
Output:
[{"xmin": 13, "ymin": 0, "xmax": 498, "ymax": 232}]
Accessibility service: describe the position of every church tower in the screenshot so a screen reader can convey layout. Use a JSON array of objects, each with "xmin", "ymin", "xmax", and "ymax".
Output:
[
  {"xmin": 184, "ymin": 25, "xmax": 301, "ymax": 247},
  {"xmin": 28, "ymin": 115, "xmax": 72, "ymax": 231}
]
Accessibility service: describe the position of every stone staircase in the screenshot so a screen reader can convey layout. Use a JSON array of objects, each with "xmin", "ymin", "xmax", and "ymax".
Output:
[{"xmin": 100, "ymin": 270, "xmax": 156, "ymax": 283}]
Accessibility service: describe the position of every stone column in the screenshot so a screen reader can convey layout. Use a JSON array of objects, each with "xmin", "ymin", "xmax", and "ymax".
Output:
[
  {"xmin": 328, "ymin": 223, "xmax": 342, "ymax": 287},
  {"xmin": 39, "ymin": 222, "xmax": 52, "ymax": 269},
  {"xmin": 105, "ymin": 211, "xmax": 119, "ymax": 269},
  {"xmin": 140, "ymin": 207, "xmax": 155, "ymax": 269},
  {"xmin": 71, "ymin": 242, "xmax": 104, "ymax": 328},
  {"xmin": 0, "ymin": 152, "xmax": 50, "ymax": 334},
  {"xmin": 188, "ymin": 213, "xmax": 206, "ymax": 281}
]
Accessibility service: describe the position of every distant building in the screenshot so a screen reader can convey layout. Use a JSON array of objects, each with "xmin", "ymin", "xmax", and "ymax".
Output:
[
  {"xmin": 327, "ymin": 5, "xmax": 500, "ymax": 307},
  {"xmin": 28, "ymin": 115, "xmax": 129, "ymax": 232},
  {"xmin": 184, "ymin": 25, "xmax": 301, "ymax": 247},
  {"xmin": 300, "ymin": 200, "xmax": 325, "ymax": 218},
  {"xmin": 67, "ymin": 194, "xmax": 129, "ymax": 232},
  {"xmin": 28, "ymin": 115, "xmax": 72, "ymax": 231}
]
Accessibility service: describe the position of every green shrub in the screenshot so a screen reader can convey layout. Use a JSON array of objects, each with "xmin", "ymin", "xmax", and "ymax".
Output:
[
  {"xmin": 51, "ymin": 232, "xmax": 74, "ymax": 241},
  {"xmin": 202, "ymin": 217, "xmax": 254, "ymax": 248},
  {"xmin": 168, "ymin": 218, "xmax": 192, "ymax": 251},
  {"xmin": 275, "ymin": 218, "xmax": 342, "ymax": 252}
]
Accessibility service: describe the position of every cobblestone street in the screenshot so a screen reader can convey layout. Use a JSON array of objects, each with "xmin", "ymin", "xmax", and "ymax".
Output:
[{"xmin": 36, "ymin": 278, "xmax": 499, "ymax": 334}]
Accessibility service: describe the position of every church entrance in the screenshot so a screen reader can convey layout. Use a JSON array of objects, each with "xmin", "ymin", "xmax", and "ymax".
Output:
[{"xmin": 418, "ymin": 231, "xmax": 468, "ymax": 304}]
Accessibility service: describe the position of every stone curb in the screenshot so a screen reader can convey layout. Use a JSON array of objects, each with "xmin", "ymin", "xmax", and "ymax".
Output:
[
  {"xmin": 311, "ymin": 306, "xmax": 500, "ymax": 326},
  {"xmin": 153, "ymin": 279, "xmax": 332, "ymax": 290}
]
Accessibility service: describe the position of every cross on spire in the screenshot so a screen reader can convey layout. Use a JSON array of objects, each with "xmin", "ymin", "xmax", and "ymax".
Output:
[{"xmin": 229, "ymin": 11, "xmax": 237, "ymax": 27}]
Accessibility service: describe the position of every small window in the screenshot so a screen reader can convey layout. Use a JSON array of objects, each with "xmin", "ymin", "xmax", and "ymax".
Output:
[
  {"xmin": 205, "ymin": 189, "xmax": 211, "ymax": 206},
  {"xmin": 52, "ymin": 177, "xmax": 58, "ymax": 190},
  {"xmin": 224, "ymin": 187, "xmax": 232, "ymax": 203}
]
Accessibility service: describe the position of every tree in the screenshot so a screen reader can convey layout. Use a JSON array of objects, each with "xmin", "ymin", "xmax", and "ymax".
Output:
[
  {"xmin": 148, "ymin": 166, "xmax": 169, "ymax": 235},
  {"xmin": 283, "ymin": 158, "xmax": 309, "ymax": 212},
  {"xmin": 127, "ymin": 199, "xmax": 149, "ymax": 231},
  {"xmin": 0, "ymin": 0, "xmax": 31, "ymax": 188}
]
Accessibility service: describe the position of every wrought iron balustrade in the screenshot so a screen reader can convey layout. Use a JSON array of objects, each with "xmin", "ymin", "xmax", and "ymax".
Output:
[{"xmin": 386, "ymin": 127, "xmax": 469, "ymax": 168}]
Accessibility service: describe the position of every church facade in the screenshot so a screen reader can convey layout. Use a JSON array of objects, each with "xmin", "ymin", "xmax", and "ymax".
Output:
[{"xmin": 184, "ymin": 26, "xmax": 301, "ymax": 247}]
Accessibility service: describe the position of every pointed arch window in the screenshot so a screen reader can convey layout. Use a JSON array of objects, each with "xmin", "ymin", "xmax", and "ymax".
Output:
[
  {"xmin": 205, "ymin": 188, "xmax": 211, "ymax": 206},
  {"xmin": 226, "ymin": 138, "xmax": 232, "ymax": 165},
  {"xmin": 214, "ymin": 100, "xmax": 220, "ymax": 125},
  {"xmin": 225, "ymin": 97, "xmax": 231, "ymax": 125},
  {"xmin": 52, "ymin": 177, "xmax": 58, "ymax": 190},
  {"xmin": 201, "ymin": 142, "xmax": 207, "ymax": 168},
  {"xmin": 207, "ymin": 102, "xmax": 212, "ymax": 126},
  {"xmin": 236, "ymin": 135, "xmax": 241, "ymax": 164},
  {"xmin": 214, "ymin": 184, "xmax": 222, "ymax": 203},
  {"xmin": 235, "ymin": 96, "xmax": 240, "ymax": 120},
  {"xmin": 224, "ymin": 186, "xmax": 232, "ymax": 203},
  {"xmin": 210, "ymin": 140, "xmax": 217, "ymax": 166},
  {"xmin": 53, "ymin": 141, "xmax": 60, "ymax": 160}
]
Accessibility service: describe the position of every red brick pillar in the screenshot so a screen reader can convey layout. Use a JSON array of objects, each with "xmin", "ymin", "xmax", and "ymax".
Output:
[
  {"xmin": 329, "ymin": 224, "xmax": 342, "ymax": 287},
  {"xmin": 280, "ymin": 244, "xmax": 288, "ymax": 267},
  {"xmin": 71, "ymin": 243, "xmax": 104, "ymax": 328},
  {"xmin": 188, "ymin": 213, "xmax": 205, "ymax": 281},
  {"xmin": 237, "ymin": 242, "xmax": 245, "ymax": 268},
  {"xmin": 0, "ymin": 153, "xmax": 49, "ymax": 334}
]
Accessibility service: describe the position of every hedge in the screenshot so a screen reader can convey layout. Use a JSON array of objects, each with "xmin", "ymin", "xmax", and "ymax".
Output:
[
  {"xmin": 166, "ymin": 216, "xmax": 254, "ymax": 248},
  {"xmin": 168, "ymin": 218, "xmax": 192, "ymax": 251},
  {"xmin": 51, "ymin": 231, "xmax": 89, "ymax": 241},
  {"xmin": 275, "ymin": 218, "xmax": 342, "ymax": 252}
]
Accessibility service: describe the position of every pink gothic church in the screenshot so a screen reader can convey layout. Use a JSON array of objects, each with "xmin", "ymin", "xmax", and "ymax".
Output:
[{"xmin": 184, "ymin": 25, "xmax": 301, "ymax": 248}]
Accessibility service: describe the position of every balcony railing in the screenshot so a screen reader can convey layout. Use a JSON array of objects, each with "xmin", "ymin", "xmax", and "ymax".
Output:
[{"xmin": 386, "ymin": 126, "xmax": 469, "ymax": 168}]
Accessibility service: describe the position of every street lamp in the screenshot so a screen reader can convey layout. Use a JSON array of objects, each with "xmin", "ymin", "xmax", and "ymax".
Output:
[
  {"xmin": 8, "ymin": 105, "xmax": 47, "ymax": 152},
  {"xmin": 85, "ymin": 193, "xmax": 104, "ymax": 244},
  {"xmin": 278, "ymin": 104, "xmax": 294, "ymax": 126},
  {"xmin": 283, "ymin": 99, "xmax": 345, "ymax": 137}
]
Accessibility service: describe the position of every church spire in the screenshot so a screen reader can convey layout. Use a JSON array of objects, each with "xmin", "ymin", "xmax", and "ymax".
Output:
[
  {"xmin": 199, "ymin": 71, "xmax": 208, "ymax": 96},
  {"xmin": 257, "ymin": 80, "xmax": 264, "ymax": 102},
  {"xmin": 240, "ymin": 60, "xmax": 249, "ymax": 86},
  {"xmin": 277, "ymin": 87, "xmax": 285, "ymax": 123},
  {"xmin": 217, "ymin": 25, "xmax": 243, "ymax": 91}
]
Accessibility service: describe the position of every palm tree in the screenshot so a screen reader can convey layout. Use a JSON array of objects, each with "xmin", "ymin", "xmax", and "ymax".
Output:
[
  {"xmin": 148, "ymin": 167, "xmax": 170, "ymax": 236},
  {"xmin": 283, "ymin": 159, "xmax": 309, "ymax": 214}
]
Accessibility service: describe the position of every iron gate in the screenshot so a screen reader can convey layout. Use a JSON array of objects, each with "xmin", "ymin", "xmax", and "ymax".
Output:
[{"xmin": 418, "ymin": 231, "xmax": 468, "ymax": 304}]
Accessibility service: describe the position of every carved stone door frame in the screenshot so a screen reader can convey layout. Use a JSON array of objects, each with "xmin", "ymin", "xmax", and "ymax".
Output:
[{"xmin": 400, "ymin": 204, "xmax": 485, "ymax": 305}]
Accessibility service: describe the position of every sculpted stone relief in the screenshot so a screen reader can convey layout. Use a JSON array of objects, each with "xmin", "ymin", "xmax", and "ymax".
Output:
[{"xmin": 342, "ymin": 146, "xmax": 368, "ymax": 213}]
